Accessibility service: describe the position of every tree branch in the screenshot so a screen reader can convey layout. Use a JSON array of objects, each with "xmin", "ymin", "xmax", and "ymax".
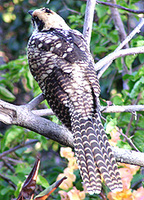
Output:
[
  {"xmin": 81, "ymin": 0, "xmax": 144, "ymax": 14},
  {"xmin": 95, "ymin": 6, "xmax": 144, "ymax": 79},
  {"xmin": 83, "ymin": 0, "xmax": 96, "ymax": 46},
  {"xmin": 0, "ymin": 99, "xmax": 73, "ymax": 147},
  {"xmin": 96, "ymin": 18, "xmax": 144, "ymax": 78},
  {"xmin": 0, "ymin": 139, "xmax": 39, "ymax": 159},
  {"xmin": 0, "ymin": 99, "xmax": 144, "ymax": 167},
  {"xmin": 32, "ymin": 104, "xmax": 144, "ymax": 117},
  {"xmin": 96, "ymin": 46, "xmax": 144, "ymax": 78},
  {"xmin": 97, "ymin": 0, "xmax": 144, "ymax": 14}
]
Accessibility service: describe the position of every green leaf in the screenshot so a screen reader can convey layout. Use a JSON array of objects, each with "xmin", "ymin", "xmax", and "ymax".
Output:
[
  {"xmin": 1, "ymin": 187, "xmax": 12, "ymax": 195},
  {"xmin": 136, "ymin": 40, "xmax": 144, "ymax": 47},
  {"xmin": 4, "ymin": 126, "xmax": 24, "ymax": 147},
  {"xmin": 130, "ymin": 76, "xmax": 144, "ymax": 98},
  {"xmin": 7, "ymin": 175, "xmax": 20, "ymax": 185},
  {"xmin": 15, "ymin": 163, "xmax": 31, "ymax": 174},
  {"xmin": 115, "ymin": 57, "xmax": 123, "ymax": 71},
  {"xmin": 95, "ymin": 4, "xmax": 108, "ymax": 18},
  {"xmin": 0, "ymin": 86, "xmax": 15, "ymax": 102},
  {"xmin": 125, "ymin": 54, "xmax": 137, "ymax": 69},
  {"xmin": 133, "ymin": 130, "xmax": 144, "ymax": 152},
  {"xmin": 137, "ymin": 116, "xmax": 144, "ymax": 129},
  {"xmin": 109, "ymin": 30, "xmax": 119, "ymax": 43},
  {"xmin": 111, "ymin": 95, "xmax": 124, "ymax": 106},
  {"xmin": 37, "ymin": 175, "xmax": 49, "ymax": 188},
  {"xmin": 117, "ymin": 140, "xmax": 131, "ymax": 150},
  {"xmin": 26, "ymin": 70, "xmax": 34, "ymax": 89},
  {"xmin": 80, "ymin": 4, "xmax": 86, "ymax": 15},
  {"xmin": 106, "ymin": 118, "xmax": 117, "ymax": 134},
  {"xmin": 94, "ymin": 46, "xmax": 107, "ymax": 53},
  {"xmin": 131, "ymin": 173, "xmax": 143, "ymax": 188},
  {"xmin": 139, "ymin": 54, "xmax": 144, "ymax": 64}
]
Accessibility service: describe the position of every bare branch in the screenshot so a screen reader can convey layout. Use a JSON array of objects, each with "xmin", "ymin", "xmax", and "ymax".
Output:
[
  {"xmin": 31, "ymin": 104, "xmax": 144, "ymax": 117},
  {"xmin": 27, "ymin": 93, "xmax": 45, "ymax": 110},
  {"xmin": 32, "ymin": 108, "xmax": 54, "ymax": 116},
  {"xmin": 96, "ymin": 46, "xmax": 144, "ymax": 78},
  {"xmin": 115, "ymin": 18, "xmax": 144, "ymax": 52},
  {"xmin": 0, "ymin": 139, "xmax": 38, "ymax": 159},
  {"xmin": 118, "ymin": 130, "xmax": 139, "ymax": 152},
  {"xmin": 81, "ymin": 0, "xmax": 144, "ymax": 14},
  {"xmin": 83, "ymin": 0, "xmax": 96, "ymax": 46},
  {"xmin": 0, "ymin": 99, "xmax": 73, "ymax": 147},
  {"xmin": 0, "ymin": 99, "xmax": 144, "ymax": 167},
  {"xmin": 0, "ymin": 174, "xmax": 16, "ymax": 189},
  {"xmin": 101, "ymin": 104, "xmax": 144, "ymax": 113},
  {"xmin": 96, "ymin": 10, "xmax": 144, "ymax": 79},
  {"xmin": 97, "ymin": 1, "xmax": 144, "ymax": 14},
  {"xmin": 112, "ymin": 147, "xmax": 144, "ymax": 166}
]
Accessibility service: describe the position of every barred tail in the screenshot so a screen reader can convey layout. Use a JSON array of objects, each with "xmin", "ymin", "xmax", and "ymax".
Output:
[{"xmin": 71, "ymin": 112, "xmax": 123, "ymax": 194}]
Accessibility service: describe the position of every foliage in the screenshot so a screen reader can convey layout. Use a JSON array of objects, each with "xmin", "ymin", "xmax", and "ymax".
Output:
[{"xmin": 0, "ymin": 0, "xmax": 144, "ymax": 199}]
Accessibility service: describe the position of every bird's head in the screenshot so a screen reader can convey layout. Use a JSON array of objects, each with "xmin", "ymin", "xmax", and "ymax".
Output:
[{"xmin": 28, "ymin": 7, "xmax": 70, "ymax": 31}]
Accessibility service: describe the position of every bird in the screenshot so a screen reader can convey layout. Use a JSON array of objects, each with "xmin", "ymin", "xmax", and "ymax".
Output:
[{"xmin": 27, "ymin": 7, "xmax": 123, "ymax": 194}]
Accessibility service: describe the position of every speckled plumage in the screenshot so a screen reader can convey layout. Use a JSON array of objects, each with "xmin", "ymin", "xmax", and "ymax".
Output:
[{"xmin": 27, "ymin": 7, "xmax": 123, "ymax": 194}]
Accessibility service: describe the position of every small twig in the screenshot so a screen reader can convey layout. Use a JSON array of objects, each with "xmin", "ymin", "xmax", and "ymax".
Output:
[
  {"xmin": 2, "ymin": 157, "xmax": 23, "ymax": 164},
  {"xmin": 115, "ymin": 18, "xmax": 144, "ymax": 52},
  {"xmin": 100, "ymin": 191, "xmax": 107, "ymax": 200},
  {"xmin": 2, "ymin": 159, "xmax": 15, "ymax": 173},
  {"xmin": 0, "ymin": 173, "xmax": 16, "ymax": 189},
  {"xmin": 125, "ymin": 93, "xmax": 141, "ymax": 137},
  {"xmin": 0, "ymin": 139, "xmax": 38, "ymax": 159},
  {"xmin": 80, "ymin": 0, "xmax": 144, "ymax": 14},
  {"xmin": 125, "ymin": 114, "xmax": 135, "ymax": 137},
  {"xmin": 60, "ymin": 1, "xmax": 81, "ymax": 15},
  {"xmin": 118, "ymin": 130, "xmax": 139, "ymax": 152},
  {"xmin": 97, "ymin": 1, "xmax": 144, "ymax": 14}
]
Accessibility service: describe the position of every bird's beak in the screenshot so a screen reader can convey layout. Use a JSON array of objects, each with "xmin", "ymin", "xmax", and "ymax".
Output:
[{"xmin": 28, "ymin": 10, "xmax": 33, "ymax": 16}]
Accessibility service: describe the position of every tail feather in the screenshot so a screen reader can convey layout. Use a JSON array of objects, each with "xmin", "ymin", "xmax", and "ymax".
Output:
[
  {"xmin": 71, "ymin": 112, "xmax": 123, "ymax": 194},
  {"xmin": 79, "ymin": 118, "xmax": 101, "ymax": 193},
  {"xmin": 72, "ymin": 114, "xmax": 101, "ymax": 194},
  {"xmin": 95, "ymin": 113, "xmax": 123, "ymax": 190}
]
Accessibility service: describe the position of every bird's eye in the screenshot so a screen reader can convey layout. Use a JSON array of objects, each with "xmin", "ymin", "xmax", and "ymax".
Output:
[
  {"xmin": 45, "ymin": 8, "xmax": 52, "ymax": 14},
  {"xmin": 33, "ymin": 16, "xmax": 39, "ymax": 21}
]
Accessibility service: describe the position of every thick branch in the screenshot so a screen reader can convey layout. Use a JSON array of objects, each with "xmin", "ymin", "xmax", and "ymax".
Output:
[
  {"xmin": 0, "ymin": 99, "xmax": 144, "ymax": 167},
  {"xmin": 0, "ymin": 99, "xmax": 73, "ymax": 147}
]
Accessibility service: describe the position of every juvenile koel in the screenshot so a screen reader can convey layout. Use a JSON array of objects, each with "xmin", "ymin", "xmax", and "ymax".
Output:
[{"xmin": 27, "ymin": 7, "xmax": 123, "ymax": 194}]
